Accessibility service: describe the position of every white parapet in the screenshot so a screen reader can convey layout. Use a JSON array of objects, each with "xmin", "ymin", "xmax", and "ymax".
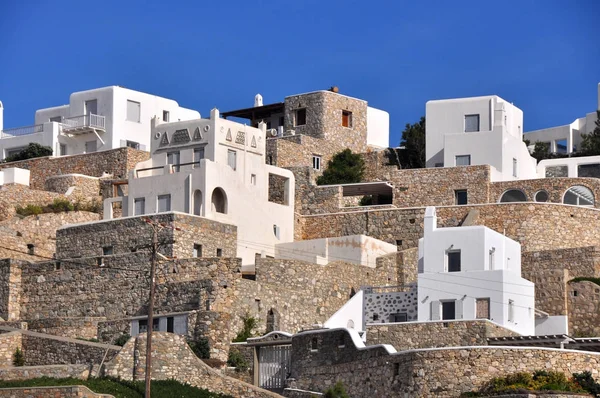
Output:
[{"xmin": 0, "ymin": 167, "xmax": 30, "ymax": 186}]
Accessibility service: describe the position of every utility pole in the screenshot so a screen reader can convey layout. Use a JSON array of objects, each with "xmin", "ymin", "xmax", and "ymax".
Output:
[{"xmin": 145, "ymin": 221, "xmax": 158, "ymax": 398}]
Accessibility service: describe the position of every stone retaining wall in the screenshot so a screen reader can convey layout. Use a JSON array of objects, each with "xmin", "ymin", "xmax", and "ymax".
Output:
[
  {"xmin": 0, "ymin": 331, "xmax": 21, "ymax": 366},
  {"xmin": 44, "ymin": 174, "xmax": 101, "ymax": 202},
  {"xmin": 0, "ymin": 364, "xmax": 91, "ymax": 381},
  {"xmin": 0, "ymin": 386, "xmax": 114, "ymax": 398},
  {"xmin": 0, "ymin": 184, "xmax": 65, "ymax": 221},
  {"xmin": 491, "ymin": 177, "xmax": 600, "ymax": 207},
  {"xmin": 567, "ymin": 280, "xmax": 600, "ymax": 337}
]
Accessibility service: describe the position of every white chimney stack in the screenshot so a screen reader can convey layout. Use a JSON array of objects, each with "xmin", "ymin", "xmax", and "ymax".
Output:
[{"xmin": 254, "ymin": 94, "xmax": 263, "ymax": 107}]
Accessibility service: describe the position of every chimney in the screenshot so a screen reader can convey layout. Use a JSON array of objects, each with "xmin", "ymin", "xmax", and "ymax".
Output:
[{"xmin": 254, "ymin": 94, "xmax": 263, "ymax": 107}]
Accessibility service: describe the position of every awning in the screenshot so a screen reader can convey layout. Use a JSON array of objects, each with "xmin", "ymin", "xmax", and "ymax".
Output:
[{"xmin": 221, "ymin": 103, "xmax": 285, "ymax": 120}]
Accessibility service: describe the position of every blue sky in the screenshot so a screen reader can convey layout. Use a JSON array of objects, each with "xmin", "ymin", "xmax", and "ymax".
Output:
[{"xmin": 0, "ymin": 0, "xmax": 598, "ymax": 145}]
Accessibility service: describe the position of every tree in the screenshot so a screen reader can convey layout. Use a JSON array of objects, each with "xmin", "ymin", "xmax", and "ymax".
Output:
[
  {"xmin": 316, "ymin": 149, "xmax": 365, "ymax": 185},
  {"xmin": 397, "ymin": 116, "xmax": 426, "ymax": 169},
  {"xmin": 579, "ymin": 110, "xmax": 600, "ymax": 156},
  {"xmin": 3, "ymin": 143, "xmax": 53, "ymax": 163},
  {"xmin": 531, "ymin": 141, "xmax": 551, "ymax": 162}
]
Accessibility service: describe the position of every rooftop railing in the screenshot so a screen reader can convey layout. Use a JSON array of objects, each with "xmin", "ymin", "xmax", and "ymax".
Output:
[
  {"xmin": 62, "ymin": 113, "xmax": 106, "ymax": 131},
  {"xmin": 0, "ymin": 124, "xmax": 44, "ymax": 139}
]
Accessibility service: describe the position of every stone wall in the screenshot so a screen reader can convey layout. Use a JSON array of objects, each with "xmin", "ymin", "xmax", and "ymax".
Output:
[
  {"xmin": 0, "ymin": 331, "xmax": 21, "ymax": 366},
  {"xmin": 567, "ymin": 280, "xmax": 600, "ymax": 337},
  {"xmin": 0, "ymin": 259, "xmax": 22, "ymax": 321},
  {"xmin": 0, "ymin": 386, "xmax": 113, "ymax": 398},
  {"xmin": 0, "ymin": 184, "xmax": 66, "ymax": 221},
  {"xmin": 44, "ymin": 174, "xmax": 101, "ymax": 202},
  {"xmin": 491, "ymin": 177, "xmax": 600, "ymax": 207},
  {"xmin": 0, "ymin": 364, "xmax": 91, "ymax": 381},
  {"xmin": 102, "ymin": 332, "xmax": 280, "ymax": 398},
  {"xmin": 288, "ymin": 329, "xmax": 600, "ymax": 397},
  {"xmin": 26, "ymin": 318, "xmax": 103, "ymax": 341},
  {"xmin": 0, "ymin": 147, "xmax": 149, "ymax": 191},
  {"xmin": 363, "ymin": 285, "xmax": 418, "ymax": 324},
  {"xmin": 366, "ymin": 319, "xmax": 518, "ymax": 351}
]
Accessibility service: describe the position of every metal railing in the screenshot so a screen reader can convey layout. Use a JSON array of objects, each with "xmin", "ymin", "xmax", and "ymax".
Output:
[
  {"xmin": 1, "ymin": 124, "xmax": 44, "ymax": 138},
  {"xmin": 62, "ymin": 113, "xmax": 106, "ymax": 130},
  {"xmin": 362, "ymin": 284, "xmax": 416, "ymax": 294}
]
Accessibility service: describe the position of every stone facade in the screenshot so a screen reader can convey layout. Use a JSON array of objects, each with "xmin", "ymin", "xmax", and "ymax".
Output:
[
  {"xmin": 0, "ymin": 364, "xmax": 91, "ymax": 381},
  {"xmin": 0, "ymin": 331, "xmax": 21, "ymax": 366},
  {"xmin": 366, "ymin": 319, "xmax": 518, "ymax": 351},
  {"xmin": 0, "ymin": 147, "xmax": 149, "ymax": 191},
  {"xmin": 491, "ymin": 177, "xmax": 600, "ymax": 206},
  {"xmin": 102, "ymin": 332, "xmax": 280, "ymax": 398},
  {"xmin": 0, "ymin": 386, "xmax": 114, "ymax": 398},
  {"xmin": 0, "ymin": 184, "xmax": 66, "ymax": 221},
  {"xmin": 567, "ymin": 280, "xmax": 600, "ymax": 337},
  {"xmin": 363, "ymin": 285, "xmax": 418, "ymax": 324},
  {"xmin": 44, "ymin": 174, "xmax": 101, "ymax": 202},
  {"xmin": 288, "ymin": 329, "xmax": 600, "ymax": 397}
]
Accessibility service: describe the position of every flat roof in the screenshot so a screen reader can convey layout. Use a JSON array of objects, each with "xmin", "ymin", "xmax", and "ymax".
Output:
[{"xmin": 221, "ymin": 102, "xmax": 284, "ymax": 120}]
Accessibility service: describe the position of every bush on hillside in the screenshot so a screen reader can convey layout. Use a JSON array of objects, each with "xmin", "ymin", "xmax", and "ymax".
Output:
[
  {"xmin": 3, "ymin": 143, "xmax": 53, "ymax": 163},
  {"xmin": 316, "ymin": 149, "xmax": 365, "ymax": 185}
]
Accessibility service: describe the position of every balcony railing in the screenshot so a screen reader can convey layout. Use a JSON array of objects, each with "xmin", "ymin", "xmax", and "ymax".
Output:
[
  {"xmin": 1, "ymin": 124, "xmax": 44, "ymax": 139},
  {"xmin": 62, "ymin": 113, "xmax": 106, "ymax": 132}
]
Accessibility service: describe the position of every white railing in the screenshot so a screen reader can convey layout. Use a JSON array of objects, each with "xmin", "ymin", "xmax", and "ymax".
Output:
[
  {"xmin": 1, "ymin": 124, "xmax": 44, "ymax": 139},
  {"xmin": 62, "ymin": 113, "xmax": 106, "ymax": 130}
]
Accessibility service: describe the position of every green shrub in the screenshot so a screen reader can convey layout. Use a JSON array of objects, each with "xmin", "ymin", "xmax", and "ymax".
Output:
[
  {"xmin": 359, "ymin": 195, "xmax": 373, "ymax": 206},
  {"xmin": 232, "ymin": 313, "xmax": 258, "ymax": 342},
  {"xmin": 12, "ymin": 347, "xmax": 24, "ymax": 366},
  {"xmin": 227, "ymin": 349, "xmax": 249, "ymax": 372},
  {"xmin": 114, "ymin": 333, "xmax": 131, "ymax": 347},
  {"xmin": 475, "ymin": 370, "xmax": 590, "ymax": 396},
  {"xmin": 324, "ymin": 381, "xmax": 350, "ymax": 398},
  {"xmin": 316, "ymin": 149, "xmax": 365, "ymax": 185},
  {"xmin": 3, "ymin": 143, "xmax": 53, "ymax": 163},
  {"xmin": 73, "ymin": 198, "xmax": 103, "ymax": 213},
  {"xmin": 76, "ymin": 337, "xmax": 100, "ymax": 343},
  {"xmin": 48, "ymin": 198, "xmax": 74, "ymax": 213},
  {"xmin": 188, "ymin": 338, "xmax": 210, "ymax": 359},
  {"xmin": 573, "ymin": 371, "xmax": 600, "ymax": 396},
  {"xmin": 15, "ymin": 204, "xmax": 43, "ymax": 216}
]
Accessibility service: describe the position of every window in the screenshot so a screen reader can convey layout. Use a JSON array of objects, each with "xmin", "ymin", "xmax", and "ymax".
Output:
[
  {"xmin": 389, "ymin": 313, "xmax": 408, "ymax": 323},
  {"xmin": 465, "ymin": 114, "xmax": 480, "ymax": 132},
  {"xmin": 342, "ymin": 110, "xmax": 352, "ymax": 128},
  {"xmin": 273, "ymin": 224, "xmax": 280, "ymax": 239},
  {"xmin": 85, "ymin": 100, "xmax": 98, "ymax": 115},
  {"xmin": 578, "ymin": 163, "xmax": 600, "ymax": 178},
  {"xmin": 167, "ymin": 151, "xmax": 180, "ymax": 172},
  {"xmin": 103, "ymin": 246, "xmax": 114, "ymax": 256},
  {"xmin": 163, "ymin": 110, "xmax": 170, "ymax": 122},
  {"xmin": 311, "ymin": 337, "xmax": 318, "ymax": 351},
  {"xmin": 216, "ymin": 248, "xmax": 223, "ymax": 257},
  {"xmin": 251, "ymin": 174, "xmax": 256, "ymax": 185},
  {"xmin": 266, "ymin": 121, "xmax": 272, "ymax": 129},
  {"xmin": 508, "ymin": 299, "xmax": 515, "ymax": 322},
  {"xmin": 85, "ymin": 140, "xmax": 97, "ymax": 153},
  {"xmin": 535, "ymin": 190, "xmax": 549, "ymax": 202},
  {"xmin": 512, "ymin": 158, "xmax": 518, "ymax": 177},
  {"xmin": 167, "ymin": 317, "xmax": 174, "ymax": 333},
  {"xmin": 489, "ymin": 248, "xmax": 496, "ymax": 270},
  {"xmin": 279, "ymin": 116, "xmax": 284, "ymax": 127},
  {"xmin": 476, "ymin": 298, "xmax": 490, "ymax": 319},
  {"xmin": 50, "ymin": 116, "xmax": 62, "ymax": 123},
  {"xmin": 312, "ymin": 155, "xmax": 321, "ymax": 171},
  {"xmin": 455, "ymin": 155, "xmax": 471, "ymax": 166},
  {"xmin": 193, "ymin": 148, "xmax": 204, "ymax": 167},
  {"xmin": 434, "ymin": 162, "xmax": 444, "ymax": 167},
  {"xmin": 193, "ymin": 244, "xmax": 202, "ymax": 257},
  {"xmin": 126, "ymin": 100, "xmax": 141, "ymax": 122},
  {"xmin": 447, "ymin": 250, "xmax": 461, "ymax": 272},
  {"xmin": 441, "ymin": 301, "xmax": 456, "ymax": 320},
  {"xmin": 563, "ymin": 185, "xmax": 594, "ymax": 206},
  {"xmin": 27, "ymin": 244, "xmax": 35, "ymax": 255},
  {"xmin": 193, "ymin": 190, "xmax": 202, "ymax": 216},
  {"xmin": 455, "ymin": 189, "xmax": 468, "ymax": 205},
  {"xmin": 139, "ymin": 318, "xmax": 159, "ymax": 333},
  {"xmin": 126, "ymin": 140, "xmax": 140, "ymax": 150},
  {"xmin": 211, "ymin": 188, "xmax": 227, "ymax": 214},
  {"xmin": 5, "ymin": 147, "xmax": 26, "ymax": 158},
  {"xmin": 157, "ymin": 194, "xmax": 171, "ymax": 213},
  {"xmin": 227, "ymin": 150, "xmax": 237, "ymax": 170},
  {"xmin": 499, "ymin": 189, "xmax": 527, "ymax": 203},
  {"xmin": 60, "ymin": 144, "xmax": 67, "ymax": 156},
  {"xmin": 134, "ymin": 198, "xmax": 145, "ymax": 215},
  {"xmin": 294, "ymin": 108, "xmax": 306, "ymax": 126}
]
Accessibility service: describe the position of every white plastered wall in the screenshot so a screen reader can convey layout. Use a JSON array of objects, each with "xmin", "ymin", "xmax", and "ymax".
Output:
[{"xmin": 366, "ymin": 107, "xmax": 390, "ymax": 148}]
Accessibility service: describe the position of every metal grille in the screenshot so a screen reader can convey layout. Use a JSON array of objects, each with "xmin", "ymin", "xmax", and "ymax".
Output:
[{"xmin": 258, "ymin": 344, "xmax": 291, "ymax": 390}]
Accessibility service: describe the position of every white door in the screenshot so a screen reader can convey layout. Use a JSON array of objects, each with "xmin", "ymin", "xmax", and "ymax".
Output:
[{"xmin": 85, "ymin": 100, "xmax": 98, "ymax": 115}]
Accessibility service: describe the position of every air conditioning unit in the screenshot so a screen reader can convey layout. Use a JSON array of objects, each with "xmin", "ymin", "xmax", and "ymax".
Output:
[{"xmin": 267, "ymin": 128, "xmax": 278, "ymax": 137}]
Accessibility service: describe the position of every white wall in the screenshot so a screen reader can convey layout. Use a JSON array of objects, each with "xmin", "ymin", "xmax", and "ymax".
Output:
[
  {"xmin": 323, "ymin": 290, "xmax": 365, "ymax": 335},
  {"xmin": 0, "ymin": 122, "xmax": 60, "ymax": 159},
  {"xmin": 0, "ymin": 167, "xmax": 30, "ymax": 186},
  {"xmin": 275, "ymin": 235, "xmax": 397, "ymax": 268},
  {"xmin": 366, "ymin": 107, "xmax": 390, "ymax": 148},
  {"xmin": 535, "ymin": 315, "xmax": 568, "ymax": 335},
  {"xmin": 537, "ymin": 155, "xmax": 600, "ymax": 178}
]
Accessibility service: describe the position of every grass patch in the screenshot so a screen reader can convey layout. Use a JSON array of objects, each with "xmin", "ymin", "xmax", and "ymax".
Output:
[{"xmin": 16, "ymin": 198, "xmax": 102, "ymax": 217}]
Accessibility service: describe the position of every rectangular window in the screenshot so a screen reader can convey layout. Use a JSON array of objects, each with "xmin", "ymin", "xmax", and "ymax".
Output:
[
  {"xmin": 342, "ymin": 110, "xmax": 352, "ymax": 128},
  {"xmin": 85, "ymin": 99, "xmax": 98, "ymax": 115},
  {"xmin": 152, "ymin": 318, "xmax": 160, "ymax": 331},
  {"xmin": 227, "ymin": 150, "xmax": 237, "ymax": 170},
  {"xmin": 138, "ymin": 320, "xmax": 148, "ymax": 333},
  {"xmin": 103, "ymin": 246, "xmax": 114, "ymax": 256},
  {"xmin": 311, "ymin": 337, "xmax": 318, "ymax": 351},
  {"xmin": 489, "ymin": 248, "xmax": 495, "ymax": 270},
  {"xmin": 434, "ymin": 162, "xmax": 443, "ymax": 167},
  {"xmin": 193, "ymin": 147, "xmax": 205, "ymax": 168},
  {"xmin": 455, "ymin": 155, "xmax": 471, "ymax": 166},
  {"xmin": 312, "ymin": 155, "xmax": 321, "ymax": 171},
  {"xmin": 476, "ymin": 298, "xmax": 490, "ymax": 320},
  {"xmin": 294, "ymin": 108, "xmax": 306, "ymax": 126},
  {"xmin": 126, "ymin": 140, "xmax": 140, "ymax": 150},
  {"xmin": 167, "ymin": 151, "xmax": 180, "ymax": 172},
  {"xmin": 279, "ymin": 116, "xmax": 284, "ymax": 127},
  {"xmin": 465, "ymin": 114, "xmax": 480, "ymax": 132},
  {"xmin": 126, "ymin": 100, "xmax": 141, "ymax": 122},
  {"xmin": 508, "ymin": 299, "xmax": 515, "ymax": 322},
  {"xmin": 251, "ymin": 174, "xmax": 256, "ymax": 185},
  {"xmin": 193, "ymin": 244, "xmax": 202, "ymax": 258},
  {"xmin": 441, "ymin": 301, "xmax": 456, "ymax": 320},
  {"xmin": 134, "ymin": 198, "xmax": 145, "ymax": 215},
  {"xmin": 389, "ymin": 313, "xmax": 408, "ymax": 323},
  {"xmin": 60, "ymin": 144, "xmax": 67, "ymax": 156},
  {"xmin": 157, "ymin": 194, "xmax": 171, "ymax": 213},
  {"xmin": 447, "ymin": 250, "xmax": 461, "ymax": 272},
  {"xmin": 50, "ymin": 116, "xmax": 62, "ymax": 123},
  {"xmin": 85, "ymin": 140, "xmax": 97, "ymax": 153},
  {"xmin": 455, "ymin": 189, "xmax": 468, "ymax": 205},
  {"xmin": 167, "ymin": 317, "xmax": 174, "ymax": 333},
  {"xmin": 512, "ymin": 158, "xmax": 518, "ymax": 177},
  {"xmin": 216, "ymin": 248, "xmax": 223, "ymax": 257},
  {"xmin": 163, "ymin": 110, "xmax": 170, "ymax": 122}
]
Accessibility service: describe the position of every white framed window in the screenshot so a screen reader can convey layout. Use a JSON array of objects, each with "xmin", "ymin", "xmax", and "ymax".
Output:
[
  {"xmin": 446, "ymin": 250, "xmax": 461, "ymax": 272},
  {"xmin": 455, "ymin": 155, "xmax": 471, "ymax": 166},
  {"xmin": 465, "ymin": 114, "xmax": 480, "ymax": 132},
  {"xmin": 167, "ymin": 151, "xmax": 180, "ymax": 172},
  {"xmin": 163, "ymin": 110, "xmax": 170, "ymax": 122},
  {"xmin": 251, "ymin": 174, "xmax": 256, "ymax": 185},
  {"xmin": 157, "ymin": 194, "xmax": 171, "ymax": 213},
  {"xmin": 126, "ymin": 100, "xmax": 141, "ymax": 122},
  {"xmin": 512, "ymin": 158, "xmax": 518, "ymax": 177},
  {"xmin": 312, "ymin": 155, "xmax": 321, "ymax": 171},
  {"xmin": 134, "ymin": 198, "xmax": 145, "ymax": 215},
  {"xmin": 193, "ymin": 148, "xmax": 204, "ymax": 168},
  {"xmin": 508, "ymin": 299, "xmax": 515, "ymax": 322},
  {"xmin": 227, "ymin": 149, "xmax": 237, "ymax": 170},
  {"xmin": 193, "ymin": 244, "xmax": 202, "ymax": 257}
]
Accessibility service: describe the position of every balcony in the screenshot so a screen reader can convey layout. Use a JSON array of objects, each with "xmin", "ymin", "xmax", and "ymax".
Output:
[
  {"xmin": 1, "ymin": 124, "xmax": 44, "ymax": 139},
  {"xmin": 61, "ymin": 114, "xmax": 106, "ymax": 135}
]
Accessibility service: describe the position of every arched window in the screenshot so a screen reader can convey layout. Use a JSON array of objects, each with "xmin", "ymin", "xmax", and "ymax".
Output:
[
  {"xmin": 211, "ymin": 188, "xmax": 227, "ymax": 214},
  {"xmin": 499, "ymin": 189, "xmax": 527, "ymax": 203},
  {"xmin": 193, "ymin": 190, "xmax": 202, "ymax": 216},
  {"xmin": 563, "ymin": 185, "xmax": 594, "ymax": 206},
  {"xmin": 534, "ymin": 190, "xmax": 549, "ymax": 202}
]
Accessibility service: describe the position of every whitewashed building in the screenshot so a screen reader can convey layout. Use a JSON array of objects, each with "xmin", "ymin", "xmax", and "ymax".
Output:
[
  {"xmin": 103, "ymin": 108, "xmax": 295, "ymax": 270},
  {"xmin": 425, "ymin": 95, "xmax": 538, "ymax": 181},
  {"xmin": 0, "ymin": 86, "xmax": 199, "ymax": 160}
]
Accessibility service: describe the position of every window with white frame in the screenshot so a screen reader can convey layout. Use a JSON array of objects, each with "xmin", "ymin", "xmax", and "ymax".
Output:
[
  {"xmin": 465, "ymin": 114, "xmax": 480, "ymax": 132},
  {"xmin": 447, "ymin": 250, "xmax": 461, "ymax": 272},
  {"xmin": 126, "ymin": 100, "xmax": 141, "ymax": 122},
  {"xmin": 157, "ymin": 194, "xmax": 171, "ymax": 213},
  {"xmin": 455, "ymin": 155, "xmax": 471, "ymax": 166},
  {"xmin": 312, "ymin": 155, "xmax": 321, "ymax": 171},
  {"xmin": 227, "ymin": 150, "xmax": 237, "ymax": 170},
  {"xmin": 512, "ymin": 158, "xmax": 518, "ymax": 177},
  {"xmin": 134, "ymin": 198, "xmax": 145, "ymax": 215},
  {"xmin": 167, "ymin": 151, "xmax": 180, "ymax": 172},
  {"xmin": 163, "ymin": 110, "xmax": 170, "ymax": 122}
]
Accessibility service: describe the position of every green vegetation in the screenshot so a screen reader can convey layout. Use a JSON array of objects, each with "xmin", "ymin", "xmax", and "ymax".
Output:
[
  {"xmin": 232, "ymin": 314, "xmax": 258, "ymax": 342},
  {"xmin": 12, "ymin": 347, "xmax": 24, "ymax": 366},
  {"xmin": 226, "ymin": 349, "xmax": 249, "ymax": 372},
  {"xmin": 580, "ymin": 110, "xmax": 600, "ymax": 156},
  {"xmin": 570, "ymin": 276, "xmax": 600, "ymax": 286},
  {"xmin": 16, "ymin": 198, "xmax": 102, "ymax": 217},
  {"xmin": 113, "ymin": 333, "xmax": 131, "ymax": 347},
  {"xmin": 324, "ymin": 381, "xmax": 350, "ymax": 398},
  {"xmin": 3, "ymin": 143, "xmax": 53, "ymax": 163},
  {"xmin": 464, "ymin": 370, "xmax": 600, "ymax": 397},
  {"xmin": 0, "ymin": 377, "xmax": 234, "ymax": 398},
  {"xmin": 397, "ymin": 116, "xmax": 426, "ymax": 169},
  {"xmin": 188, "ymin": 337, "xmax": 210, "ymax": 359},
  {"xmin": 531, "ymin": 141, "xmax": 551, "ymax": 162},
  {"xmin": 76, "ymin": 337, "xmax": 100, "ymax": 343},
  {"xmin": 316, "ymin": 149, "xmax": 365, "ymax": 185}
]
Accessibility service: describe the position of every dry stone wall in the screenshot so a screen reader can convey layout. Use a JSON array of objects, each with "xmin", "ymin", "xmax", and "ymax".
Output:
[
  {"xmin": 0, "ymin": 386, "xmax": 114, "ymax": 398},
  {"xmin": 567, "ymin": 280, "xmax": 600, "ymax": 337},
  {"xmin": 44, "ymin": 174, "xmax": 101, "ymax": 202},
  {"xmin": 0, "ymin": 331, "xmax": 21, "ymax": 366},
  {"xmin": 0, "ymin": 184, "xmax": 66, "ymax": 221},
  {"xmin": 0, "ymin": 364, "xmax": 91, "ymax": 381},
  {"xmin": 491, "ymin": 177, "xmax": 600, "ymax": 207}
]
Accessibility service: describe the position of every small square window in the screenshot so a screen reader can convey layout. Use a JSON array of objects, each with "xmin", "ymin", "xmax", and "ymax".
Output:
[
  {"xmin": 455, "ymin": 189, "xmax": 468, "ymax": 205},
  {"xmin": 103, "ymin": 246, "xmax": 114, "ymax": 256},
  {"xmin": 342, "ymin": 110, "xmax": 352, "ymax": 128},
  {"xmin": 455, "ymin": 155, "xmax": 471, "ymax": 166},
  {"xmin": 513, "ymin": 158, "xmax": 518, "ymax": 178},
  {"xmin": 157, "ymin": 194, "xmax": 171, "ymax": 213},
  {"xmin": 447, "ymin": 250, "xmax": 461, "ymax": 272},
  {"xmin": 372, "ymin": 313, "xmax": 379, "ymax": 321},
  {"xmin": 216, "ymin": 248, "xmax": 223, "ymax": 257},
  {"xmin": 193, "ymin": 244, "xmax": 202, "ymax": 258},
  {"xmin": 312, "ymin": 155, "xmax": 321, "ymax": 171},
  {"xmin": 294, "ymin": 109, "xmax": 306, "ymax": 126},
  {"xmin": 163, "ymin": 110, "xmax": 170, "ymax": 122},
  {"xmin": 127, "ymin": 100, "xmax": 141, "ymax": 123},
  {"xmin": 465, "ymin": 114, "xmax": 480, "ymax": 132},
  {"xmin": 134, "ymin": 198, "xmax": 145, "ymax": 215},
  {"xmin": 311, "ymin": 337, "xmax": 318, "ymax": 351},
  {"xmin": 251, "ymin": 174, "xmax": 256, "ymax": 185},
  {"xmin": 227, "ymin": 150, "xmax": 237, "ymax": 171}
]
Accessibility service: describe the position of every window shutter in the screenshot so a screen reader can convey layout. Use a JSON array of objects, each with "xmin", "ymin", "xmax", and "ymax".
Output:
[
  {"xmin": 455, "ymin": 300, "xmax": 464, "ymax": 319},
  {"xmin": 430, "ymin": 300, "xmax": 441, "ymax": 321},
  {"xmin": 174, "ymin": 315, "xmax": 188, "ymax": 335},
  {"xmin": 131, "ymin": 320, "xmax": 139, "ymax": 336}
]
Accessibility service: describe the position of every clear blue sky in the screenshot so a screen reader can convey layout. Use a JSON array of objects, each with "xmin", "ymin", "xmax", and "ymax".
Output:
[{"xmin": 1, "ymin": 0, "xmax": 598, "ymax": 145}]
